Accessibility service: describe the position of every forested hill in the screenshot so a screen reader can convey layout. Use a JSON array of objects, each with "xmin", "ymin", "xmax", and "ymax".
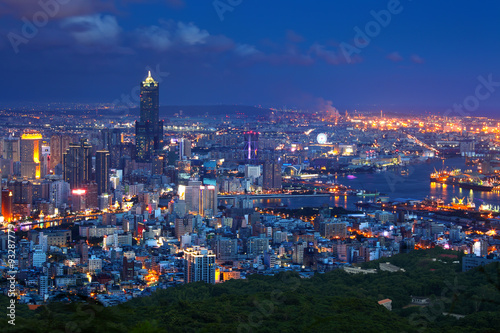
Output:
[{"xmin": 2, "ymin": 248, "xmax": 500, "ymax": 332}]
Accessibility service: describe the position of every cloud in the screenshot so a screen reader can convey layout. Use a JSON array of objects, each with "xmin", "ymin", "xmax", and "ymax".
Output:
[
  {"xmin": 175, "ymin": 22, "xmax": 209, "ymax": 45},
  {"xmin": 386, "ymin": 51, "xmax": 403, "ymax": 62},
  {"xmin": 61, "ymin": 14, "xmax": 121, "ymax": 45},
  {"xmin": 0, "ymin": 0, "xmax": 116, "ymax": 20},
  {"xmin": 310, "ymin": 43, "xmax": 361, "ymax": 65},
  {"xmin": 286, "ymin": 30, "xmax": 304, "ymax": 43},
  {"xmin": 234, "ymin": 44, "xmax": 261, "ymax": 57},
  {"xmin": 134, "ymin": 21, "xmax": 237, "ymax": 55},
  {"xmin": 135, "ymin": 21, "xmax": 211, "ymax": 51},
  {"xmin": 135, "ymin": 25, "xmax": 172, "ymax": 51},
  {"xmin": 411, "ymin": 54, "xmax": 424, "ymax": 64}
]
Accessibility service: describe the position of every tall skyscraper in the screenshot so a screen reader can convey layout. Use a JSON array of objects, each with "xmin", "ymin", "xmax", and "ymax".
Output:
[
  {"xmin": 101, "ymin": 129, "xmax": 122, "ymax": 168},
  {"xmin": 50, "ymin": 134, "xmax": 71, "ymax": 172},
  {"xmin": 11, "ymin": 180, "xmax": 33, "ymax": 205},
  {"xmin": 263, "ymin": 160, "xmax": 282, "ymax": 190},
  {"xmin": 20, "ymin": 131, "xmax": 42, "ymax": 179},
  {"xmin": 63, "ymin": 140, "xmax": 92, "ymax": 189},
  {"xmin": 2, "ymin": 135, "xmax": 20, "ymax": 162},
  {"xmin": 1, "ymin": 189, "xmax": 13, "ymax": 222},
  {"xmin": 135, "ymin": 71, "xmax": 163, "ymax": 162},
  {"xmin": 95, "ymin": 150, "xmax": 110, "ymax": 195},
  {"xmin": 179, "ymin": 138, "xmax": 191, "ymax": 160},
  {"xmin": 199, "ymin": 185, "xmax": 217, "ymax": 217},
  {"xmin": 184, "ymin": 246, "xmax": 216, "ymax": 284}
]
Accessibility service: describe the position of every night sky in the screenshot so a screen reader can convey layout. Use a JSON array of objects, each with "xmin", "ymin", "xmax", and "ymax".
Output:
[{"xmin": 1, "ymin": 0, "xmax": 499, "ymax": 115}]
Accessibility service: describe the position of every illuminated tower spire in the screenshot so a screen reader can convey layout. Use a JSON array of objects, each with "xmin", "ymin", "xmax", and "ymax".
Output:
[{"xmin": 135, "ymin": 70, "xmax": 163, "ymax": 162}]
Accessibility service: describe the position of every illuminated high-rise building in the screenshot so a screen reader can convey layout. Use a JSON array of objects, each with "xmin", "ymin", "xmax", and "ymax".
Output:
[
  {"xmin": 95, "ymin": 150, "xmax": 110, "ymax": 195},
  {"xmin": 135, "ymin": 71, "xmax": 163, "ymax": 162},
  {"xmin": 2, "ymin": 135, "xmax": 20, "ymax": 162},
  {"xmin": 20, "ymin": 131, "xmax": 42, "ymax": 179},
  {"xmin": 263, "ymin": 159, "xmax": 282, "ymax": 190},
  {"xmin": 11, "ymin": 180, "xmax": 33, "ymax": 205},
  {"xmin": 1, "ymin": 189, "xmax": 13, "ymax": 222},
  {"xmin": 50, "ymin": 134, "xmax": 71, "ymax": 172},
  {"xmin": 179, "ymin": 138, "xmax": 191, "ymax": 160},
  {"xmin": 199, "ymin": 185, "xmax": 217, "ymax": 217},
  {"xmin": 101, "ymin": 129, "xmax": 122, "ymax": 168},
  {"xmin": 63, "ymin": 140, "xmax": 92, "ymax": 189},
  {"xmin": 71, "ymin": 189, "xmax": 86, "ymax": 212},
  {"xmin": 184, "ymin": 246, "xmax": 216, "ymax": 284}
]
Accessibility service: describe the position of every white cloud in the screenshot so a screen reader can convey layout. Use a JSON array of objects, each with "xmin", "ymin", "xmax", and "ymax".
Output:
[
  {"xmin": 234, "ymin": 44, "xmax": 260, "ymax": 57},
  {"xmin": 136, "ymin": 25, "xmax": 172, "ymax": 51},
  {"xmin": 175, "ymin": 22, "xmax": 209, "ymax": 45},
  {"xmin": 61, "ymin": 14, "xmax": 121, "ymax": 45}
]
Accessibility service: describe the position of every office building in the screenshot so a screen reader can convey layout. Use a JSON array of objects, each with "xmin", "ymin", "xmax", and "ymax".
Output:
[
  {"xmin": 11, "ymin": 180, "xmax": 33, "ymax": 205},
  {"xmin": 263, "ymin": 160, "xmax": 282, "ymax": 190},
  {"xmin": 71, "ymin": 189, "xmax": 86, "ymax": 212},
  {"xmin": 1, "ymin": 189, "xmax": 13, "ymax": 222},
  {"xmin": 247, "ymin": 237, "xmax": 269, "ymax": 257},
  {"xmin": 20, "ymin": 131, "xmax": 42, "ymax": 179},
  {"xmin": 179, "ymin": 138, "xmax": 191, "ymax": 160},
  {"xmin": 2, "ymin": 135, "xmax": 20, "ymax": 162},
  {"xmin": 135, "ymin": 71, "xmax": 163, "ymax": 162},
  {"xmin": 32, "ymin": 245, "xmax": 46, "ymax": 268},
  {"xmin": 39, "ymin": 275, "xmax": 49, "ymax": 298},
  {"xmin": 175, "ymin": 215, "xmax": 194, "ymax": 240},
  {"xmin": 95, "ymin": 150, "xmax": 110, "ymax": 195},
  {"xmin": 319, "ymin": 221, "xmax": 348, "ymax": 239},
  {"xmin": 63, "ymin": 140, "xmax": 92, "ymax": 189},
  {"xmin": 50, "ymin": 134, "xmax": 71, "ymax": 171},
  {"xmin": 49, "ymin": 180, "xmax": 70, "ymax": 210},
  {"xmin": 199, "ymin": 185, "xmax": 217, "ymax": 217},
  {"xmin": 214, "ymin": 237, "xmax": 238, "ymax": 260},
  {"xmin": 184, "ymin": 246, "xmax": 216, "ymax": 284},
  {"xmin": 245, "ymin": 164, "xmax": 261, "ymax": 179}
]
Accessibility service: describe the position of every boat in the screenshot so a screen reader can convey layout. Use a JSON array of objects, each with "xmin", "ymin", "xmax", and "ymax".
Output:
[
  {"xmin": 458, "ymin": 178, "xmax": 494, "ymax": 192},
  {"xmin": 429, "ymin": 168, "xmax": 461, "ymax": 183},
  {"xmin": 356, "ymin": 190, "xmax": 380, "ymax": 197},
  {"xmin": 450, "ymin": 197, "xmax": 476, "ymax": 210},
  {"xmin": 354, "ymin": 201, "xmax": 372, "ymax": 208}
]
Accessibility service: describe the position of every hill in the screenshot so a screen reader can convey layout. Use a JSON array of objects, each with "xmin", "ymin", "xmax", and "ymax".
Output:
[{"xmin": 1, "ymin": 248, "xmax": 500, "ymax": 332}]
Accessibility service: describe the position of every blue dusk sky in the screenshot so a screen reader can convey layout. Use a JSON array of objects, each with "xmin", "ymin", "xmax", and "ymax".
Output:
[{"xmin": 0, "ymin": 0, "xmax": 499, "ymax": 115}]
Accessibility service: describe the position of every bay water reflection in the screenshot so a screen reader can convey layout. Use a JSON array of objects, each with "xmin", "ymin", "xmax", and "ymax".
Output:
[{"xmin": 251, "ymin": 157, "xmax": 500, "ymax": 210}]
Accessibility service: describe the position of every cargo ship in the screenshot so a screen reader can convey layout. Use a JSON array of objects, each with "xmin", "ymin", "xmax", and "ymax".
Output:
[
  {"xmin": 430, "ymin": 168, "xmax": 494, "ymax": 192},
  {"xmin": 457, "ymin": 179, "xmax": 494, "ymax": 192},
  {"xmin": 429, "ymin": 168, "xmax": 461, "ymax": 183}
]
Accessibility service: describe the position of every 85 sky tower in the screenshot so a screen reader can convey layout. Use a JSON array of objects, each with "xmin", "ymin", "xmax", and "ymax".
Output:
[{"xmin": 135, "ymin": 71, "xmax": 163, "ymax": 162}]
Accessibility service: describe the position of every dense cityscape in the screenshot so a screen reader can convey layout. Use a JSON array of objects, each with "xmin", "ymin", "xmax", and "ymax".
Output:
[
  {"xmin": 1, "ymin": 71, "xmax": 500, "ymax": 308},
  {"xmin": 1, "ymin": 1, "xmax": 500, "ymax": 332}
]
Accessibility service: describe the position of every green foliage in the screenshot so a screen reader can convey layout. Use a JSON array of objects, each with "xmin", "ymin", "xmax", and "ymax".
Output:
[{"xmin": 1, "ymin": 249, "xmax": 500, "ymax": 332}]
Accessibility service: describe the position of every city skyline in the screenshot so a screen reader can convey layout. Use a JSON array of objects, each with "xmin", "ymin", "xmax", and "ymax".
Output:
[
  {"xmin": 0, "ymin": 1, "xmax": 498, "ymax": 116},
  {"xmin": 2, "ymin": 2, "xmax": 500, "ymax": 332}
]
